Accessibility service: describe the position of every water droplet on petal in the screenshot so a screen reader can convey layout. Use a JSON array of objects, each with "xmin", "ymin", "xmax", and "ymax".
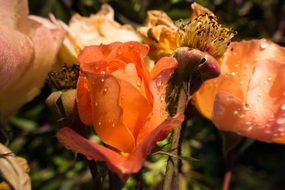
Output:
[
  {"xmin": 267, "ymin": 77, "xmax": 272, "ymax": 82},
  {"xmin": 260, "ymin": 42, "xmax": 269, "ymax": 50},
  {"xmin": 98, "ymin": 122, "xmax": 102, "ymax": 126},
  {"xmin": 129, "ymin": 44, "xmax": 134, "ymax": 48},
  {"xmin": 239, "ymin": 80, "xmax": 244, "ymax": 85},
  {"xmin": 231, "ymin": 72, "xmax": 236, "ymax": 76},
  {"xmin": 111, "ymin": 123, "xmax": 115, "ymax": 127},
  {"xmin": 160, "ymin": 96, "xmax": 165, "ymax": 102},
  {"xmin": 94, "ymin": 102, "xmax": 98, "ymax": 107},
  {"xmin": 276, "ymin": 117, "xmax": 285, "ymax": 125},
  {"xmin": 156, "ymin": 78, "xmax": 162, "ymax": 87},
  {"xmin": 101, "ymin": 71, "xmax": 106, "ymax": 75},
  {"xmin": 101, "ymin": 78, "xmax": 105, "ymax": 83},
  {"xmin": 117, "ymin": 51, "xmax": 122, "ymax": 55},
  {"xmin": 233, "ymin": 110, "xmax": 238, "ymax": 115},
  {"xmin": 136, "ymin": 81, "xmax": 142, "ymax": 87},
  {"xmin": 247, "ymin": 126, "xmax": 253, "ymax": 131},
  {"xmin": 281, "ymin": 104, "xmax": 285, "ymax": 111},
  {"xmin": 245, "ymin": 121, "xmax": 251, "ymax": 125},
  {"xmin": 103, "ymin": 87, "xmax": 108, "ymax": 94}
]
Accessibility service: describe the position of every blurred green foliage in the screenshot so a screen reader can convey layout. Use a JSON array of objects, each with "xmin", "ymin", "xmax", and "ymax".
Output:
[{"xmin": 3, "ymin": 0, "xmax": 285, "ymax": 189}]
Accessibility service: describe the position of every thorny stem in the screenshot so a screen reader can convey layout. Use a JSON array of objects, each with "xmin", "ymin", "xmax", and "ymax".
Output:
[{"xmin": 163, "ymin": 89, "xmax": 188, "ymax": 190}]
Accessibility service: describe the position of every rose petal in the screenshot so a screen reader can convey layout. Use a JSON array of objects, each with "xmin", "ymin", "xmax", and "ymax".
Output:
[
  {"xmin": 213, "ymin": 59, "xmax": 285, "ymax": 142},
  {"xmin": 193, "ymin": 39, "xmax": 281, "ymax": 119},
  {"xmin": 0, "ymin": 27, "xmax": 34, "ymax": 90},
  {"xmin": 56, "ymin": 112, "xmax": 183, "ymax": 181},
  {"xmin": 83, "ymin": 71, "xmax": 135, "ymax": 153},
  {"xmin": 0, "ymin": 22, "xmax": 64, "ymax": 118},
  {"xmin": 137, "ymin": 57, "xmax": 178, "ymax": 141},
  {"xmin": 112, "ymin": 64, "xmax": 152, "ymax": 138},
  {"xmin": 56, "ymin": 127, "xmax": 128, "ymax": 180},
  {"xmin": 0, "ymin": 0, "xmax": 28, "ymax": 29},
  {"xmin": 77, "ymin": 76, "xmax": 92, "ymax": 125}
]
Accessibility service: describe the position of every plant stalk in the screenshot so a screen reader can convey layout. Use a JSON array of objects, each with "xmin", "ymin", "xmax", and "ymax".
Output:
[{"xmin": 163, "ymin": 89, "xmax": 188, "ymax": 190}]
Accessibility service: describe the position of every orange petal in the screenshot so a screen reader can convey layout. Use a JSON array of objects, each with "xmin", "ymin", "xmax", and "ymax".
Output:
[
  {"xmin": 112, "ymin": 64, "xmax": 152, "ymax": 139},
  {"xmin": 213, "ymin": 59, "xmax": 285, "ymax": 143},
  {"xmin": 76, "ymin": 76, "xmax": 92, "ymax": 125},
  {"xmin": 137, "ymin": 57, "xmax": 178, "ymax": 142},
  {"xmin": 78, "ymin": 42, "xmax": 121, "ymax": 66},
  {"xmin": 56, "ymin": 127, "xmax": 128, "ymax": 180},
  {"xmin": 83, "ymin": 70, "xmax": 135, "ymax": 153},
  {"xmin": 150, "ymin": 57, "xmax": 178, "ymax": 79},
  {"xmin": 193, "ymin": 39, "xmax": 275, "ymax": 119},
  {"xmin": 107, "ymin": 42, "xmax": 152, "ymax": 103}
]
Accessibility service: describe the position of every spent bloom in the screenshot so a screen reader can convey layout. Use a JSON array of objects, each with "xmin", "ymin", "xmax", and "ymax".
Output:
[
  {"xmin": 138, "ymin": 2, "xmax": 235, "ymax": 60},
  {"xmin": 57, "ymin": 41, "xmax": 184, "ymax": 180}
]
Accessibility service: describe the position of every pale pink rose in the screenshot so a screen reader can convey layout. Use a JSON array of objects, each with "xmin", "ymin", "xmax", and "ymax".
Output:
[{"xmin": 0, "ymin": 0, "xmax": 64, "ymax": 120}]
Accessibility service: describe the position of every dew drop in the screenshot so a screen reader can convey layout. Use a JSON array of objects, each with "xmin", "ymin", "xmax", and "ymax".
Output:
[
  {"xmin": 276, "ymin": 117, "xmax": 285, "ymax": 125},
  {"xmin": 136, "ymin": 81, "xmax": 142, "ymax": 87},
  {"xmin": 245, "ymin": 121, "xmax": 251, "ymax": 125},
  {"xmin": 94, "ymin": 102, "xmax": 98, "ymax": 107},
  {"xmin": 156, "ymin": 78, "xmax": 162, "ymax": 87},
  {"xmin": 111, "ymin": 123, "xmax": 115, "ymax": 127},
  {"xmin": 231, "ymin": 72, "xmax": 236, "ymax": 76},
  {"xmin": 95, "ymin": 66, "xmax": 99, "ymax": 70},
  {"xmin": 117, "ymin": 51, "xmax": 122, "ymax": 55},
  {"xmin": 247, "ymin": 126, "xmax": 253, "ymax": 131},
  {"xmin": 260, "ymin": 42, "xmax": 269, "ymax": 50},
  {"xmin": 281, "ymin": 104, "xmax": 285, "ymax": 111},
  {"xmin": 160, "ymin": 96, "xmax": 165, "ymax": 102},
  {"xmin": 101, "ymin": 71, "xmax": 106, "ymax": 75},
  {"xmin": 101, "ymin": 78, "xmax": 105, "ymax": 83},
  {"xmin": 267, "ymin": 77, "xmax": 272, "ymax": 82},
  {"xmin": 233, "ymin": 110, "xmax": 238, "ymax": 115},
  {"xmin": 129, "ymin": 44, "xmax": 134, "ymax": 48},
  {"xmin": 103, "ymin": 88, "xmax": 108, "ymax": 94},
  {"xmin": 239, "ymin": 80, "xmax": 244, "ymax": 85},
  {"xmin": 98, "ymin": 122, "xmax": 102, "ymax": 126}
]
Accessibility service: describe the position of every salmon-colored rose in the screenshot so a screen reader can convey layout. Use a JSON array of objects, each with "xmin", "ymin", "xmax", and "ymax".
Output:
[
  {"xmin": 0, "ymin": 0, "xmax": 64, "ymax": 120},
  {"xmin": 193, "ymin": 39, "xmax": 285, "ymax": 143},
  {"xmin": 57, "ymin": 41, "xmax": 184, "ymax": 180}
]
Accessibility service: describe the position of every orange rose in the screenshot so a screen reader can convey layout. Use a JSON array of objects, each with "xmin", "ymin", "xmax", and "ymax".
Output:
[
  {"xmin": 193, "ymin": 39, "xmax": 285, "ymax": 143},
  {"xmin": 57, "ymin": 41, "xmax": 184, "ymax": 180}
]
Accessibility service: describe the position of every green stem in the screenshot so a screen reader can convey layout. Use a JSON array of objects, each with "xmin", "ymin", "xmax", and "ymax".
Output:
[{"xmin": 163, "ymin": 89, "xmax": 188, "ymax": 190}]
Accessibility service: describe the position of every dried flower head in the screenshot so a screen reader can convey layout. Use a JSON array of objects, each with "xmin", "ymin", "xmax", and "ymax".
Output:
[{"xmin": 176, "ymin": 3, "xmax": 236, "ymax": 59}]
